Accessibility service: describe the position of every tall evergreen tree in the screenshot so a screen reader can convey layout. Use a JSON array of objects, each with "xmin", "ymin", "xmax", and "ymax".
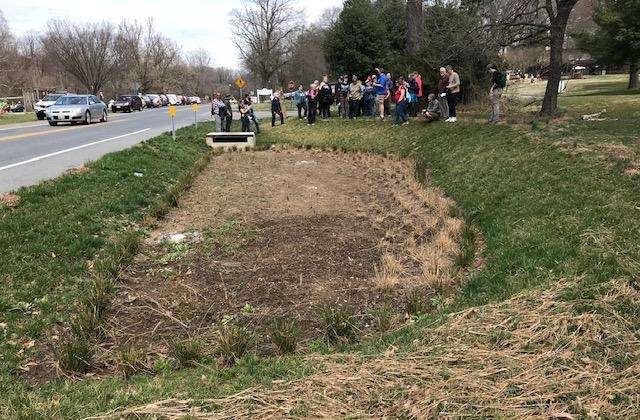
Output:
[
  {"xmin": 574, "ymin": 0, "xmax": 640, "ymax": 89},
  {"xmin": 324, "ymin": 0, "xmax": 387, "ymax": 77}
]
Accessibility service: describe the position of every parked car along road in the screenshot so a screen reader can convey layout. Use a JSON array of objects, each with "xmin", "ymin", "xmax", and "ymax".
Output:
[
  {"xmin": 158, "ymin": 94, "xmax": 169, "ymax": 106},
  {"xmin": 34, "ymin": 93, "xmax": 68, "ymax": 120},
  {"xmin": 46, "ymin": 94, "xmax": 108, "ymax": 126},
  {"xmin": 146, "ymin": 94, "xmax": 161, "ymax": 108},
  {"xmin": 111, "ymin": 95, "xmax": 143, "ymax": 113},
  {"xmin": 166, "ymin": 94, "xmax": 179, "ymax": 106},
  {"xmin": 187, "ymin": 96, "xmax": 201, "ymax": 104}
]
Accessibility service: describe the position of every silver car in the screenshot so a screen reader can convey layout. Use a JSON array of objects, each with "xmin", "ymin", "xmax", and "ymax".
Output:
[{"xmin": 46, "ymin": 94, "xmax": 108, "ymax": 126}]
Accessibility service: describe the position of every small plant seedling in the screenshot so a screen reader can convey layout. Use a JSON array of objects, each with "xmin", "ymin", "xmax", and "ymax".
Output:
[{"xmin": 270, "ymin": 317, "xmax": 300, "ymax": 354}]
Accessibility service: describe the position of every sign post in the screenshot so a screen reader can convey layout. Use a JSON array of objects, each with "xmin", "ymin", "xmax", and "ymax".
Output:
[
  {"xmin": 235, "ymin": 77, "xmax": 247, "ymax": 100},
  {"xmin": 191, "ymin": 103, "xmax": 199, "ymax": 129},
  {"xmin": 168, "ymin": 105, "xmax": 177, "ymax": 140}
]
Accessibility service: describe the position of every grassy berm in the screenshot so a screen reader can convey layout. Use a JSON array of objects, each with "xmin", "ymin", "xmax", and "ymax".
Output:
[{"xmin": 2, "ymin": 76, "xmax": 640, "ymax": 417}]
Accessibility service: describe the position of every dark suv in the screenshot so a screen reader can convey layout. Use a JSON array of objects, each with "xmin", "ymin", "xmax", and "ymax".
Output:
[{"xmin": 111, "ymin": 95, "xmax": 143, "ymax": 113}]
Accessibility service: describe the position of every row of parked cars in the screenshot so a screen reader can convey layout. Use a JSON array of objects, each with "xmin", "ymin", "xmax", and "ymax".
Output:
[
  {"xmin": 111, "ymin": 94, "xmax": 202, "ymax": 113},
  {"xmin": 34, "ymin": 93, "xmax": 203, "ymax": 121}
]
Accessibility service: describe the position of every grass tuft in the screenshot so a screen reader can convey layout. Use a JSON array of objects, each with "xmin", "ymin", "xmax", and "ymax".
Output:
[
  {"xmin": 270, "ymin": 318, "xmax": 300, "ymax": 355},
  {"xmin": 405, "ymin": 290, "xmax": 428, "ymax": 316},
  {"xmin": 171, "ymin": 339, "xmax": 203, "ymax": 368},
  {"xmin": 216, "ymin": 325, "xmax": 255, "ymax": 366},
  {"xmin": 113, "ymin": 346, "xmax": 148, "ymax": 378},
  {"xmin": 320, "ymin": 306, "xmax": 358, "ymax": 344},
  {"xmin": 57, "ymin": 339, "xmax": 93, "ymax": 374}
]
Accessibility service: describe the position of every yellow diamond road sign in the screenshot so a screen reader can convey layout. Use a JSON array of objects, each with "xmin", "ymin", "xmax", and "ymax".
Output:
[
  {"xmin": 191, "ymin": 103, "xmax": 199, "ymax": 112},
  {"xmin": 235, "ymin": 77, "xmax": 247, "ymax": 89},
  {"xmin": 168, "ymin": 105, "xmax": 176, "ymax": 117}
]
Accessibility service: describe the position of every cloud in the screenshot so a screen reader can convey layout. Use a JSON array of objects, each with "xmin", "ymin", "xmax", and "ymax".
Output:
[{"xmin": 0, "ymin": 0, "xmax": 343, "ymax": 68}]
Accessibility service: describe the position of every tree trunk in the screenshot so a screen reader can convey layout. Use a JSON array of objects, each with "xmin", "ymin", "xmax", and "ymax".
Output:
[
  {"xmin": 540, "ymin": 4, "xmax": 574, "ymax": 116},
  {"xmin": 406, "ymin": 0, "xmax": 423, "ymax": 56},
  {"xmin": 629, "ymin": 61, "xmax": 639, "ymax": 89}
]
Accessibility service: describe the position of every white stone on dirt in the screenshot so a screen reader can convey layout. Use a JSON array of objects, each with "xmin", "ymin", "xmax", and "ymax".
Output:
[
  {"xmin": 295, "ymin": 160, "xmax": 317, "ymax": 166},
  {"xmin": 157, "ymin": 232, "xmax": 202, "ymax": 244}
]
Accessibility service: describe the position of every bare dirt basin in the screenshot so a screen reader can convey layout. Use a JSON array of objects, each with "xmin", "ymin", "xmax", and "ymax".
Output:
[{"xmin": 105, "ymin": 149, "xmax": 468, "ymax": 359}]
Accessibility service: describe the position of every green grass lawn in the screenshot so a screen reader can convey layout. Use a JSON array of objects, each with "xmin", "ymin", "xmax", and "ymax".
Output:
[
  {"xmin": 2, "ymin": 76, "xmax": 639, "ymax": 417},
  {"xmin": 0, "ymin": 113, "xmax": 38, "ymax": 126},
  {"xmin": 506, "ymin": 73, "xmax": 632, "ymax": 98}
]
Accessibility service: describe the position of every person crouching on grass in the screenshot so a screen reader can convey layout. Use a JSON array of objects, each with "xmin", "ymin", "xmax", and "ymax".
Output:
[{"xmin": 421, "ymin": 94, "xmax": 442, "ymax": 123}]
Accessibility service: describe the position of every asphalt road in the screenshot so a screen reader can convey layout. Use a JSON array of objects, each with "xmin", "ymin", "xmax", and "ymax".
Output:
[{"xmin": 0, "ymin": 106, "xmax": 268, "ymax": 194}]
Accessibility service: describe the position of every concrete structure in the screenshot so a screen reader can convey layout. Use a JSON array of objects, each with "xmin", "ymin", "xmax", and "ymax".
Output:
[{"xmin": 205, "ymin": 132, "xmax": 255, "ymax": 151}]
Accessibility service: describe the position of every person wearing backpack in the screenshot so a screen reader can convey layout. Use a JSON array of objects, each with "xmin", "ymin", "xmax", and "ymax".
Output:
[{"xmin": 488, "ymin": 64, "xmax": 506, "ymax": 124}]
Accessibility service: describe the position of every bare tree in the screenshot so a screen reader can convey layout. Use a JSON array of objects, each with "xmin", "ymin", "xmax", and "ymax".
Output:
[
  {"xmin": 0, "ymin": 10, "xmax": 21, "ymax": 95},
  {"xmin": 474, "ymin": 0, "xmax": 580, "ymax": 115},
  {"xmin": 231, "ymin": 0, "xmax": 302, "ymax": 87},
  {"xmin": 44, "ymin": 20, "xmax": 119, "ymax": 94},
  {"xmin": 113, "ymin": 19, "xmax": 180, "ymax": 93},
  {"xmin": 285, "ymin": 24, "xmax": 330, "ymax": 87}
]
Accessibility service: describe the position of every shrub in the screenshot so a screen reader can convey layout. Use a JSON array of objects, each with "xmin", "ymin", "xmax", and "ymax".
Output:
[
  {"xmin": 320, "ymin": 306, "xmax": 357, "ymax": 344},
  {"xmin": 171, "ymin": 338, "xmax": 203, "ymax": 368},
  {"xmin": 216, "ymin": 325, "xmax": 255, "ymax": 366},
  {"xmin": 270, "ymin": 318, "xmax": 300, "ymax": 354}
]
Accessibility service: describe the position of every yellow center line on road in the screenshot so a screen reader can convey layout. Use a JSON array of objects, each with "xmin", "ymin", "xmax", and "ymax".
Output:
[{"xmin": 0, "ymin": 118, "xmax": 129, "ymax": 143}]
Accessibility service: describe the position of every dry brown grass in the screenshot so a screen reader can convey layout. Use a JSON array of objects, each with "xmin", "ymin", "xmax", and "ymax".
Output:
[
  {"xmin": 373, "ymin": 253, "xmax": 404, "ymax": 290},
  {"xmin": 0, "ymin": 193, "xmax": 21, "ymax": 208},
  {"xmin": 95, "ymin": 277, "xmax": 640, "ymax": 419},
  {"xmin": 372, "ymin": 158, "xmax": 470, "ymax": 293}
]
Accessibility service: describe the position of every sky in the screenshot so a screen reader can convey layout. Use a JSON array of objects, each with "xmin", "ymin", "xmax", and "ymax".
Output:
[{"xmin": 0, "ymin": 0, "xmax": 343, "ymax": 69}]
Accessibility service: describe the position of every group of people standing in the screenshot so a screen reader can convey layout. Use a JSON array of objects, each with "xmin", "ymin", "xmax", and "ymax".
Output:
[
  {"xmin": 211, "ymin": 92, "xmax": 260, "ymax": 133},
  {"xmin": 211, "ymin": 63, "xmax": 505, "ymax": 132},
  {"xmin": 289, "ymin": 65, "xmax": 463, "ymax": 127}
]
